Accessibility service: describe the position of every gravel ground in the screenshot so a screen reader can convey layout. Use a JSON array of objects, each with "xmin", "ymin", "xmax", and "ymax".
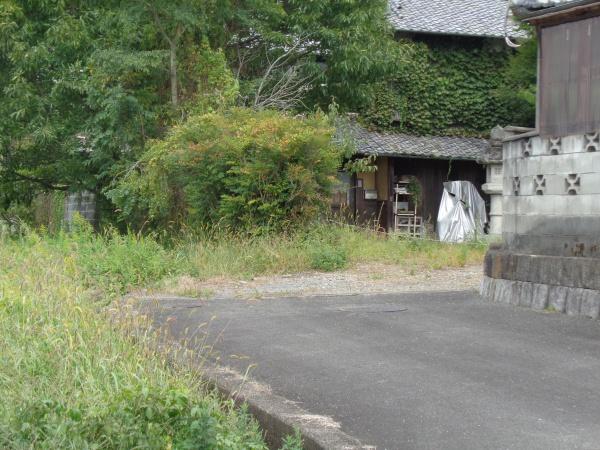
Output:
[{"xmin": 162, "ymin": 263, "xmax": 483, "ymax": 300}]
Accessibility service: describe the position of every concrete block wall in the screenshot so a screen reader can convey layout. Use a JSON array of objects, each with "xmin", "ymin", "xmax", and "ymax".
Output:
[
  {"xmin": 502, "ymin": 132, "xmax": 600, "ymax": 258},
  {"xmin": 482, "ymin": 131, "xmax": 600, "ymax": 319},
  {"xmin": 64, "ymin": 191, "xmax": 96, "ymax": 226}
]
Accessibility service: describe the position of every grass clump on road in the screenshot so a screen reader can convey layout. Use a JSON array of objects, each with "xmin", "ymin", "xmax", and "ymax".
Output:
[{"xmin": 0, "ymin": 228, "xmax": 284, "ymax": 449}]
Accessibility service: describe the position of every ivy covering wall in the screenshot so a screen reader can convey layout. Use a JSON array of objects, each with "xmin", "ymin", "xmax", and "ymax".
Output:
[{"xmin": 362, "ymin": 36, "xmax": 534, "ymax": 137}]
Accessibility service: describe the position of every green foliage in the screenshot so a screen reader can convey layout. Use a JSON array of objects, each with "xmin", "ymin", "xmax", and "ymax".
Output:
[
  {"xmin": 362, "ymin": 38, "xmax": 528, "ymax": 136},
  {"xmin": 221, "ymin": 0, "xmax": 400, "ymax": 112},
  {"xmin": 66, "ymin": 219, "xmax": 181, "ymax": 296},
  {"xmin": 344, "ymin": 156, "xmax": 378, "ymax": 174},
  {"xmin": 406, "ymin": 176, "xmax": 422, "ymax": 206},
  {"xmin": 309, "ymin": 245, "xmax": 348, "ymax": 272},
  {"xmin": 0, "ymin": 1, "xmax": 236, "ymax": 214},
  {"xmin": 281, "ymin": 0, "xmax": 401, "ymax": 111},
  {"xmin": 31, "ymin": 192, "xmax": 66, "ymax": 233},
  {"xmin": 303, "ymin": 225, "xmax": 349, "ymax": 271},
  {"xmin": 182, "ymin": 41, "xmax": 239, "ymax": 115},
  {"xmin": 496, "ymin": 36, "xmax": 537, "ymax": 127},
  {"xmin": 109, "ymin": 108, "xmax": 343, "ymax": 231},
  {"xmin": 0, "ymin": 0, "xmax": 400, "ymax": 228},
  {"xmin": 0, "ymin": 232, "xmax": 269, "ymax": 450},
  {"xmin": 12, "ymin": 388, "xmax": 266, "ymax": 449},
  {"xmin": 280, "ymin": 428, "xmax": 304, "ymax": 450}
]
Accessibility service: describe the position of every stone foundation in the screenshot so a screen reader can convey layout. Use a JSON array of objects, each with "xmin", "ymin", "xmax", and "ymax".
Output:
[
  {"xmin": 481, "ymin": 248, "xmax": 600, "ymax": 319},
  {"xmin": 481, "ymin": 276, "xmax": 600, "ymax": 319}
]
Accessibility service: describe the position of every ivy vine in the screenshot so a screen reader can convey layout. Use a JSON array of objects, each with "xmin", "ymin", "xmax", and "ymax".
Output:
[{"xmin": 361, "ymin": 37, "xmax": 527, "ymax": 137}]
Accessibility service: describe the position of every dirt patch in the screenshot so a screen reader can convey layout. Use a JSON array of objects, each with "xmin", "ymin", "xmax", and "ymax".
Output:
[{"xmin": 161, "ymin": 263, "xmax": 482, "ymax": 300}]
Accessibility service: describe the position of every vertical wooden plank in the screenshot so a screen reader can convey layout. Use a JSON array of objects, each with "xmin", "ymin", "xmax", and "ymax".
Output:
[
  {"xmin": 540, "ymin": 23, "xmax": 568, "ymax": 135},
  {"xmin": 535, "ymin": 26, "xmax": 544, "ymax": 130},
  {"xmin": 590, "ymin": 16, "xmax": 600, "ymax": 131},
  {"xmin": 539, "ymin": 18, "xmax": 595, "ymax": 136},
  {"xmin": 580, "ymin": 18, "xmax": 592, "ymax": 132},
  {"xmin": 387, "ymin": 158, "xmax": 395, "ymax": 232},
  {"xmin": 570, "ymin": 19, "xmax": 591, "ymax": 135}
]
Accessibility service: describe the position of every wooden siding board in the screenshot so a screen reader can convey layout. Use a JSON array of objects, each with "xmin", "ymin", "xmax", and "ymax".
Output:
[
  {"xmin": 539, "ymin": 17, "xmax": 600, "ymax": 136},
  {"xmin": 591, "ymin": 16, "xmax": 600, "ymax": 128}
]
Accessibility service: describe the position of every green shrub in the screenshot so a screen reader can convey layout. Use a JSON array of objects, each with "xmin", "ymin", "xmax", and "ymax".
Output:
[
  {"xmin": 109, "ymin": 108, "xmax": 343, "ymax": 232},
  {"xmin": 309, "ymin": 245, "xmax": 348, "ymax": 272},
  {"xmin": 52, "ymin": 216, "xmax": 181, "ymax": 296}
]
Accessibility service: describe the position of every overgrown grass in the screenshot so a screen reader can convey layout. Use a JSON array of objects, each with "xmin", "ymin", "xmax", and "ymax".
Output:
[
  {"xmin": 181, "ymin": 223, "xmax": 488, "ymax": 280},
  {"xmin": 0, "ymin": 227, "xmax": 296, "ymax": 449}
]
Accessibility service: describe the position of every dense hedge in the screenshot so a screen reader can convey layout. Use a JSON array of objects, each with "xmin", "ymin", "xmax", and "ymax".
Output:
[{"xmin": 362, "ymin": 37, "xmax": 534, "ymax": 136}]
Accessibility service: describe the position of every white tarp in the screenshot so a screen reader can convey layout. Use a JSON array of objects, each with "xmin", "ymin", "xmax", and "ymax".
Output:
[{"xmin": 437, "ymin": 181, "xmax": 487, "ymax": 243}]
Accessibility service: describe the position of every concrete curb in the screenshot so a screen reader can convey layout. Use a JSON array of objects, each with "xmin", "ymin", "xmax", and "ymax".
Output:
[{"xmin": 203, "ymin": 364, "xmax": 373, "ymax": 450}]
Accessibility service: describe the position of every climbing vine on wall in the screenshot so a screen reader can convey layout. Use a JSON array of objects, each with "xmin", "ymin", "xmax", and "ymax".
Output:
[{"xmin": 362, "ymin": 37, "xmax": 528, "ymax": 137}]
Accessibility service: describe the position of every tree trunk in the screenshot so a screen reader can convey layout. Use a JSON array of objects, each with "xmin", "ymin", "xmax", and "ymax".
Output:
[{"xmin": 169, "ymin": 40, "xmax": 178, "ymax": 107}]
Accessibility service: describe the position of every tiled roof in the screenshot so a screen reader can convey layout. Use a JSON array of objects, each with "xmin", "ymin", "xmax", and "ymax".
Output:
[
  {"xmin": 388, "ymin": 0, "xmax": 527, "ymax": 38},
  {"xmin": 347, "ymin": 124, "xmax": 489, "ymax": 161}
]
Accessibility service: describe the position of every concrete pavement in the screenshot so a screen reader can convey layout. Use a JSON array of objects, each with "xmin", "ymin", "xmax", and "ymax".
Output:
[{"xmin": 137, "ymin": 291, "xmax": 600, "ymax": 450}]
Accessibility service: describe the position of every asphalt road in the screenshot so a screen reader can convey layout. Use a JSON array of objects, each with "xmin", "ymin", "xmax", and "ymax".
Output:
[{"xmin": 139, "ymin": 291, "xmax": 600, "ymax": 450}]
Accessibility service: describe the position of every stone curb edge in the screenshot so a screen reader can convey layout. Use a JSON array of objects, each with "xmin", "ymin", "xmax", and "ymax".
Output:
[{"xmin": 202, "ymin": 364, "xmax": 374, "ymax": 450}]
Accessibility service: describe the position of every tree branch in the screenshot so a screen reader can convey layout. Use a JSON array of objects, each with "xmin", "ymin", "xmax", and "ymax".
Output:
[
  {"xmin": 253, "ymin": 36, "xmax": 309, "ymax": 109},
  {"xmin": 2, "ymin": 171, "xmax": 70, "ymax": 191}
]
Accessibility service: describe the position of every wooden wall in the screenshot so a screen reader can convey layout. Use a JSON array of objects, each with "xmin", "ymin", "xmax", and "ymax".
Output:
[
  {"xmin": 351, "ymin": 157, "xmax": 486, "ymax": 232},
  {"xmin": 391, "ymin": 157, "xmax": 487, "ymax": 230},
  {"xmin": 538, "ymin": 14, "xmax": 600, "ymax": 136}
]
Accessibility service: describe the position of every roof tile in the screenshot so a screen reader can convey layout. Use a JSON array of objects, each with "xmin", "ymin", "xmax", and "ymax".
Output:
[
  {"xmin": 388, "ymin": 0, "xmax": 527, "ymax": 38},
  {"xmin": 346, "ymin": 124, "xmax": 489, "ymax": 161}
]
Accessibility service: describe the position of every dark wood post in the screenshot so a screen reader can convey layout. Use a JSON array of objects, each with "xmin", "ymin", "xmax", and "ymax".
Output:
[{"xmin": 387, "ymin": 158, "xmax": 395, "ymax": 233}]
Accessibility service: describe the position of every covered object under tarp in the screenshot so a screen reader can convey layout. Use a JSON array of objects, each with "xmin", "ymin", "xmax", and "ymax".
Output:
[{"xmin": 437, "ymin": 181, "xmax": 487, "ymax": 242}]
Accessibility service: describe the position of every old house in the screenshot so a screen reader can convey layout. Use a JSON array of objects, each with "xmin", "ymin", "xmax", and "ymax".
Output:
[
  {"xmin": 340, "ymin": 0, "xmax": 526, "ymax": 235},
  {"xmin": 482, "ymin": 0, "xmax": 600, "ymax": 318}
]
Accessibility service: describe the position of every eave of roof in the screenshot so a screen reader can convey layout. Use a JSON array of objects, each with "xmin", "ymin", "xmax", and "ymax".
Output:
[
  {"xmin": 344, "ymin": 124, "xmax": 489, "ymax": 162},
  {"xmin": 517, "ymin": 0, "xmax": 600, "ymax": 21}
]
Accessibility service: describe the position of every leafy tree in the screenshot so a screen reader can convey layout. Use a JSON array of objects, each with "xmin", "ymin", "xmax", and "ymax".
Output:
[
  {"xmin": 140, "ymin": 0, "xmax": 207, "ymax": 107},
  {"xmin": 496, "ymin": 36, "xmax": 537, "ymax": 127},
  {"xmin": 219, "ymin": 0, "xmax": 400, "ymax": 111},
  {"xmin": 0, "ymin": 1, "xmax": 234, "ymax": 216},
  {"xmin": 284, "ymin": 0, "xmax": 400, "ymax": 110}
]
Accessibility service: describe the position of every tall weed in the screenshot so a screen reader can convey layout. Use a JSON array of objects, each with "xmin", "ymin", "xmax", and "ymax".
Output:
[{"xmin": 0, "ymin": 234, "xmax": 272, "ymax": 449}]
